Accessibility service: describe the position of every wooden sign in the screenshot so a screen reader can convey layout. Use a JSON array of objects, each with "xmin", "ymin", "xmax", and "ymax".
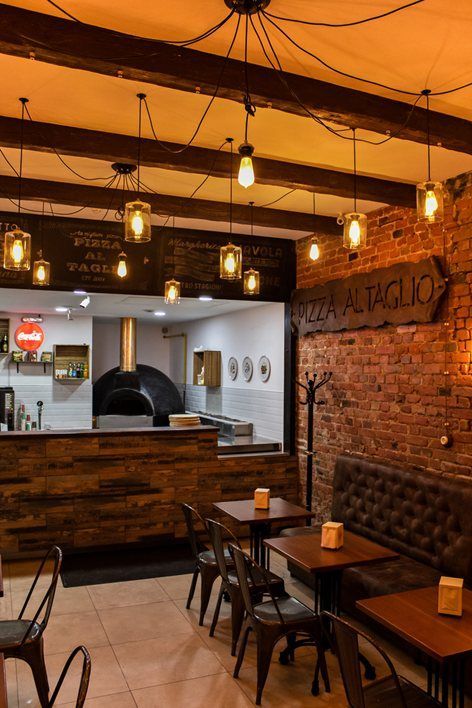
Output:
[
  {"xmin": 291, "ymin": 258, "xmax": 446, "ymax": 336},
  {"xmin": 0, "ymin": 213, "xmax": 295, "ymax": 302}
]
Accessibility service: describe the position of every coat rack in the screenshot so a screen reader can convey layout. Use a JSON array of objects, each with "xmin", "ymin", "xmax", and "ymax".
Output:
[{"xmin": 296, "ymin": 370, "xmax": 332, "ymax": 524}]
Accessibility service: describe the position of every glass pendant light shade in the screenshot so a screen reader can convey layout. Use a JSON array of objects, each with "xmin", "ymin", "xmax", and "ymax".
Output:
[
  {"xmin": 3, "ymin": 228, "xmax": 31, "ymax": 270},
  {"xmin": 309, "ymin": 237, "xmax": 320, "ymax": 261},
  {"xmin": 124, "ymin": 200, "xmax": 151, "ymax": 242},
  {"xmin": 243, "ymin": 268, "xmax": 260, "ymax": 295},
  {"xmin": 343, "ymin": 212, "xmax": 367, "ymax": 250},
  {"xmin": 32, "ymin": 251, "xmax": 50, "ymax": 286},
  {"xmin": 416, "ymin": 180, "xmax": 444, "ymax": 223},
  {"xmin": 220, "ymin": 243, "xmax": 242, "ymax": 280},
  {"xmin": 117, "ymin": 251, "xmax": 128, "ymax": 278},
  {"xmin": 238, "ymin": 143, "xmax": 255, "ymax": 189},
  {"xmin": 164, "ymin": 278, "xmax": 181, "ymax": 304}
]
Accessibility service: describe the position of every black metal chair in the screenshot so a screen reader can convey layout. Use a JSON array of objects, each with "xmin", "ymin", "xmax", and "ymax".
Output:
[
  {"xmin": 0, "ymin": 546, "xmax": 62, "ymax": 707},
  {"xmin": 207, "ymin": 518, "xmax": 285, "ymax": 656},
  {"xmin": 181, "ymin": 503, "xmax": 234, "ymax": 626},
  {"xmin": 322, "ymin": 611, "xmax": 441, "ymax": 708},
  {"xmin": 48, "ymin": 645, "xmax": 91, "ymax": 707},
  {"xmin": 230, "ymin": 543, "xmax": 330, "ymax": 705}
]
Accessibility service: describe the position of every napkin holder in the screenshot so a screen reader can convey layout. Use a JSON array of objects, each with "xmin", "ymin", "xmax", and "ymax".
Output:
[
  {"xmin": 254, "ymin": 488, "xmax": 270, "ymax": 510},
  {"xmin": 438, "ymin": 576, "xmax": 463, "ymax": 617},
  {"xmin": 321, "ymin": 521, "xmax": 344, "ymax": 549}
]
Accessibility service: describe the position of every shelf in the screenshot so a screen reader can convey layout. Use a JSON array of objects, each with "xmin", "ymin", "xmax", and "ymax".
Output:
[
  {"xmin": 13, "ymin": 360, "xmax": 52, "ymax": 374},
  {"xmin": 53, "ymin": 344, "xmax": 90, "ymax": 383}
]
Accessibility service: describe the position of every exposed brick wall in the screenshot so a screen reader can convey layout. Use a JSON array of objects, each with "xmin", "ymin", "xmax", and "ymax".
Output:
[{"xmin": 296, "ymin": 171, "xmax": 472, "ymax": 522}]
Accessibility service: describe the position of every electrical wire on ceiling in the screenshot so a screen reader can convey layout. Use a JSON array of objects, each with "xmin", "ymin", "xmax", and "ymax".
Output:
[{"xmin": 263, "ymin": 0, "xmax": 424, "ymax": 28}]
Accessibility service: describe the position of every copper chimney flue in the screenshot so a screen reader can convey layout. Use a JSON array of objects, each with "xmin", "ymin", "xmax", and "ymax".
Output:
[{"xmin": 120, "ymin": 317, "xmax": 137, "ymax": 372}]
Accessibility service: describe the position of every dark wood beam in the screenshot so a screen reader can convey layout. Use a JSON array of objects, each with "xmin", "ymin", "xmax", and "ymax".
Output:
[
  {"xmin": 0, "ymin": 4, "xmax": 471, "ymax": 154},
  {"xmin": 0, "ymin": 116, "xmax": 416, "ymax": 207},
  {"xmin": 0, "ymin": 175, "xmax": 340, "ymax": 234}
]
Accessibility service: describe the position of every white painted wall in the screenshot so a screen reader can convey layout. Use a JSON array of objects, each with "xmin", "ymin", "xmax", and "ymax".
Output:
[
  {"xmin": 169, "ymin": 303, "xmax": 286, "ymax": 442},
  {"xmin": 0, "ymin": 312, "xmax": 93, "ymax": 430},
  {"xmin": 92, "ymin": 320, "xmax": 171, "ymax": 382}
]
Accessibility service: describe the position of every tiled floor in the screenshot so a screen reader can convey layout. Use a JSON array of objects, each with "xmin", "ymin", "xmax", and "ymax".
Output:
[{"xmin": 2, "ymin": 552, "xmax": 467, "ymax": 707}]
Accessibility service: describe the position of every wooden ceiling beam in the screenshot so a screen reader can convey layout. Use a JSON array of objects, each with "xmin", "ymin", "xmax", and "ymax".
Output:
[
  {"xmin": 0, "ymin": 4, "xmax": 471, "ymax": 154},
  {"xmin": 0, "ymin": 116, "xmax": 416, "ymax": 207},
  {"xmin": 0, "ymin": 175, "xmax": 341, "ymax": 234}
]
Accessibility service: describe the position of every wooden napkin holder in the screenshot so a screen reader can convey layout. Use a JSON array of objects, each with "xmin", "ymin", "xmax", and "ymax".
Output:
[
  {"xmin": 438, "ymin": 576, "xmax": 463, "ymax": 617},
  {"xmin": 321, "ymin": 521, "xmax": 344, "ymax": 550},
  {"xmin": 254, "ymin": 488, "xmax": 270, "ymax": 510}
]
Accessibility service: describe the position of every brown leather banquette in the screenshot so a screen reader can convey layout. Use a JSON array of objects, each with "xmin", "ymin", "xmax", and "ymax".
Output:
[{"xmin": 332, "ymin": 454, "xmax": 472, "ymax": 612}]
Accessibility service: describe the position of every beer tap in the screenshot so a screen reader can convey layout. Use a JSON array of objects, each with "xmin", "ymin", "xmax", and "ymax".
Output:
[{"xmin": 36, "ymin": 400, "xmax": 43, "ymax": 430}]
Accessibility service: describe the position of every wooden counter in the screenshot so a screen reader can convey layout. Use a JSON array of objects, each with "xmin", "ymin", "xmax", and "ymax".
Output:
[{"xmin": 0, "ymin": 426, "xmax": 298, "ymax": 555}]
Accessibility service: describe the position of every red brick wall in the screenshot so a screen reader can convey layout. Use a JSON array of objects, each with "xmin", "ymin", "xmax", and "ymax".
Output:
[{"xmin": 296, "ymin": 172, "xmax": 472, "ymax": 522}]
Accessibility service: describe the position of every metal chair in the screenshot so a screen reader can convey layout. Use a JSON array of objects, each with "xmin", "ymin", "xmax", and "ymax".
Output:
[
  {"xmin": 48, "ymin": 645, "xmax": 91, "ymax": 707},
  {"xmin": 181, "ymin": 503, "xmax": 233, "ymax": 626},
  {"xmin": 207, "ymin": 518, "xmax": 285, "ymax": 656},
  {"xmin": 230, "ymin": 543, "xmax": 330, "ymax": 705},
  {"xmin": 0, "ymin": 546, "xmax": 62, "ymax": 707},
  {"xmin": 322, "ymin": 611, "xmax": 441, "ymax": 708}
]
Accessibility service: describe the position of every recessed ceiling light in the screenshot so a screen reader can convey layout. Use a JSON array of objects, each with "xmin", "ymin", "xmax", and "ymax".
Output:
[
  {"xmin": 199, "ymin": 296, "xmax": 213, "ymax": 301},
  {"xmin": 154, "ymin": 311, "xmax": 166, "ymax": 317},
  {"xmin": 55, "ymin": 306, "xmax": 68, "ymax": 313},
  {"xmin": 74, "ymin": 289, "xmax": 87, "ymax": 296}
]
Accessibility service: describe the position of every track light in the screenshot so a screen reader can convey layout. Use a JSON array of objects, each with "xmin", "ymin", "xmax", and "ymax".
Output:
[{"xmin": 80, "ymin": 295, "xmax": 91, "ymax": 309}]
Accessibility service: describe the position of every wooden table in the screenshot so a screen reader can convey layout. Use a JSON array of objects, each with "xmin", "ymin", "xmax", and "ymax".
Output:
[
  {"xmin": 358, "ymin": 587, "xmax": 472, "ymax": 708},
  {"xmin": 213, "ymin": 497, "xmax": 314, "ymax": 567}
]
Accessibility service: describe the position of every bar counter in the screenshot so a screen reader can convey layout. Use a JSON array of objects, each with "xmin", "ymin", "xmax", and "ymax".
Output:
[{"xmin": 0, "ymin": 426, "xmax": 298, "ymax": 556}]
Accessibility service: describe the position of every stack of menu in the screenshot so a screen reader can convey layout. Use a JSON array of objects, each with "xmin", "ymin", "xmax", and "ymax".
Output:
[{"xmin": 169, "ymin": 413, "xmax": 201, "ymax": 428}]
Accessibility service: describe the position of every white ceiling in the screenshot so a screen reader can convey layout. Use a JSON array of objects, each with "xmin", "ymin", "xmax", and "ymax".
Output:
[
  {"xmin": 0, "ymin": 287, "xmax": 268, "ymax": 323},
  {"xmin": 0, "ymin": 0, "xmax": 472, "ymax": 238}
]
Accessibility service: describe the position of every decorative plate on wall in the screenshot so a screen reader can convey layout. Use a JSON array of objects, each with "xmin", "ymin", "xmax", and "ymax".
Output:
[
  {"xmin": 242, "ymin": 356, "xmax": 253, "ymax": 382},
  {"xmin": 228, "ymin": 357, "xmax": 238, "ymax": 381},
  {"xmin": 258, "ymin": 355, "xmax": 271, "ymax": 383}
]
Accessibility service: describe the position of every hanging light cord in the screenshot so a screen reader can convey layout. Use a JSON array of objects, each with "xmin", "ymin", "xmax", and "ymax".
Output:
[
  {"xmin": 264, "ymin": 0, "xmax": 424, "ymax": 27},
  {"xmin": 136, "ymin": 93, "xmax": 145, "ymax": 196},
  {"xmin": 17, "ymin": 98, "xmax": 28, "ymax": 215},
  {"xmin": 229, "ymin": 139, "xmax": 233, "ymax": 238},
  {"xmin": 353, "ymin": 128, "xmax": 357, "ymax": 212},
  {"xmin": 249, "ymin": 200, "xmax": 254, "ymax": 236},
  {"xmin": 424, "ymin": 90, "xmax": 432, "ymax": 181}
]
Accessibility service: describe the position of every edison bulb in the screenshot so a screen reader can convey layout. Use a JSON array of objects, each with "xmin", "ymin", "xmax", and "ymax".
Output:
[
  {"xmin": 247, "ymin": 273, "xmax": 257, "ymax": 292},
  {"xmin": 309, "ymin": 239, "xmax": 320, "ymax": 261},
  {"xmin": 224, "ymin": 252, "xmax": 236, "ymax": 274},
  {"xmin": 425, "ymin": 189, "xmax": 439, "ymax": 218},
  {"xmin": 348, "ymin": 219, "xmax": 361, "ymax": 248},
  {"xmin": 167, "ymin": 285, "xmax": 177, "ymax": 302},
  {"xmin": 238, "ymin": 156, "xmax": 255, "ymax": 188},
  {"xmin": 117, "ymin": 255, "xmax": 128, "ymax": 278},
  {"xmin": 131, "ymin": 211, "xmax": 144, "ymax": 237},
  {"xmin": 36, "ymin": 264, "xmax": 46, "ymax": 282},
  {"xmin": 12, "ymin": 239, "xmax": 24, "ymax": 264}
]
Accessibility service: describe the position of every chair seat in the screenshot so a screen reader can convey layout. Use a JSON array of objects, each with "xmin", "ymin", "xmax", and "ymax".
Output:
[
  {"xmin": 253, "ymin": 596, "xmax": 316, "ymax": 624},
  {"xmin": 227, "ymin": 567, "xmax": 284, "ymax": 593},
  {"xmin": 364, "ymin": 675, "xmax": 440, "ymax": 708},
  {"xmin": 198, "ymin": 548, "xmax": 233, "ymax": 566},
  {"xmin": 0, "ymin": 620, "xmax": 42, "ymax": 650}
]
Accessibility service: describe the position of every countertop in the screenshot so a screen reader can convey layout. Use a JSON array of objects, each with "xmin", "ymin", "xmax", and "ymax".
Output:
[{"xmin": 0, "ymin": 425, "xmax": 218, "ymax": 438}]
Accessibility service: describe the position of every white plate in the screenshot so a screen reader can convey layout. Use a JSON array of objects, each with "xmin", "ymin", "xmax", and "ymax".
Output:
[
  {"xmin": 258, "ymin": 356, "xmax": 271, "ymax": 383},
  {"xmin": 228, "ymin": 357, "xmax": 238, "ymax": 381},
  {"xmin": 242, "ymin": 356, "xmax": 253, "ymax": 382}
]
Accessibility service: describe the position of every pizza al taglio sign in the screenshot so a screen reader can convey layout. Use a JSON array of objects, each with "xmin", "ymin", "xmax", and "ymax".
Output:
[
  {"xmin": 15, "ymin": 323, "xmax": 45, "ymax": 351},
  {"xmin": 291, "ymin": 257, "xmax": 447, "ymax": 336}
]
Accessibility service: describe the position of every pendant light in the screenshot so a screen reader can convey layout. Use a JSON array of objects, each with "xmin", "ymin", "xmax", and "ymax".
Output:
[
  {"xmin": 125, "ymin": 93, "xmax": 151, "ymax": 243},
  {"xmin": 343, "ymin": 129, "xmax": 367, "ymax": 250},
  {"xmin": 164, "ymin": 217, "xmax": 181, "ymax": 304},
  {"xmin": 33, "ymin": 203, "xmax": 51, "ymax": 286},
  {"xmin": 243, "ymin": 202, "xmax": 260, "ymax": 295},
  {"xmin": 3, "ymin": 98, "xmax": 31, "ymax": 271},
  {"xmin": 308, "ymin": 194, "xmax": 320, "ymax": 261},
  {"xmin": 417, "ymin": 90, "xmax": 444, "ymax": 223},
  {"xmin": 238, "ymin": 17, "xmax": 256, "ymax": 189},
  {"xmin": 117, "ymin": 251, "xmax": 128, "ymax": 279},
  {"xmin": 220, "ymin": 139, "xmax": 242, "ymax": 280}
]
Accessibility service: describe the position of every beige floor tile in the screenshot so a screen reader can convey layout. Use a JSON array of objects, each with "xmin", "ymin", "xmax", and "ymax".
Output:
[
  {"xmin": 5, "ymin": 658, "xmax": 18, "ymax": 708},
  {"xmin": 99, "ymin": 601, "xmax": 192, "ymax": 644},
  {"xmin": 156, "ymin": 573, "xmax": 201, "ymax": 601},
  {"xmin": 11, "ymin": 584, "xmax": 95, "ymax": 618},
  {"xmin": 17, "ymin": 645, "xmax": 128, "ymax": 706},
  {"xmin": 172, "ymin": 590, "xmax": 232, "ymax": 632},
  {"xmin": 132, "ymin": 673, "xmax": 253, "ymax": 708},
  {"xmin": 114, "ymin": 634, "xmax": 226, "ymax": 690},
  {"xmin": 88, "ymin": 579, "xmax": 167, "ymax": 610},
  {"xmin": 44, "ymin": 610, "xmax": 109, "ymax": 655},
  {"xmin": 61, "ymin": 692, "xmax": 137, "ymax": 708}
]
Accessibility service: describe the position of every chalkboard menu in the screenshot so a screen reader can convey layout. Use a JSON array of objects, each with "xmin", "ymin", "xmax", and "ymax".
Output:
[{"xmin": 0, "ymin": 213, "xmax": 295, "ymax": 302}]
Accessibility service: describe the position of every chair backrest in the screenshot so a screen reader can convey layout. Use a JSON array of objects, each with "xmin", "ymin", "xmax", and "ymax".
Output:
[
  {"xmin": 229, "ymin": 544, "xmax": 284, "ymax": 625},
  {"xmin": 181, "ymin": 503, "xmax": 205, "ymax": 558},
  {"xmin": 206, "ymin": 518, "xmax": 240, "ymax": 583},
  {"xmin": 48, "ymin": 646, "xmax": 91, "ymax": 707},
  {"xmin": 18, "ymin": 546, "xmax": 62, "ymax": 644},
  {"xmin": 322, "ymin": 612, "xmax": 407, "ymax": 708}
]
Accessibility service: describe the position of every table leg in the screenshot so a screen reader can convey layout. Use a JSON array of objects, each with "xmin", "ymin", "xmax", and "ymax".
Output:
[
  {"xmin": 441, "ymin": 661, "xmax": 449, "ymax": 708},
  {"xmin": 251, "ymin": 523, "xmax": 272, "ymax": 568}
]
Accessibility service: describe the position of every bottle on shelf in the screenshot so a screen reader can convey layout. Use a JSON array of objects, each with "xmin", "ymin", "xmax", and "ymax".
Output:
[
  {"xmin": 19, "ymin": 404, "xmax": 26, "ymax": 431},
  {"xmin": 1, "ymin": 334, "xmax": 8, "ymax": 353},
  {"xmin": 25, "ymin": 414, "xmax": 31, "ymax": 431}
]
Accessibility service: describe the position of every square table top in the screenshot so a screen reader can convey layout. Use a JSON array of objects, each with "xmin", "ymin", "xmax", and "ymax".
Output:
[
  {"xmin": 357, "ymin": 586, "xmax": 472, "ymax": 662},
  {"xmin": 264, "ymin": 530, "xmax": 399, "ymax": 574},
  {"xmin": 213, "ymin": 498, "xmax": 315, "ymax": 525}
]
